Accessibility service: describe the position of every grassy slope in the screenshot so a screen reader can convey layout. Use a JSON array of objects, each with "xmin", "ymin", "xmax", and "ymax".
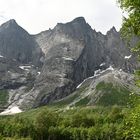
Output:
[
  {"xmin": 48, "ymin": 81, "xmax": 131, "ymax": 107},
  {"xmin": 0, "ymin": 105, "xmax": 129, "ymax": 140},
  {"xmin": 0, "ymin": 90, "xmax": 9, "ymax": 107},
  {"xmin": 0, "ymin": 81, "xmax": 132, "ymax": 120},
  {"xmin": 75, "ymin": 96, "xmax": 90, "ymax": 106},
  {"xmin": 95, "ymin": 82, "xmax": 131, "ymax": 106}
]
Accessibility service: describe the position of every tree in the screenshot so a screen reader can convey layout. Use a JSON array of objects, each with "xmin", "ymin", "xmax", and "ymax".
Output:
[
  {"xmin": 70, "ymin": 112, "xmax": 95, "ymax": 128},
  {"xmin": 118, "ymin": 0, "xmax": 140, "ymax": 36},
  {"xmin": 118, "ymin": 0, "xmax": 140, "ymax": 139},
  {"xmin": 123, "ymin": 104, "xmax": 140, "ymax": 139},
  {"xmin": 118, "ymin": 0, "xmax": 140, "ymax": 53},
  {"xmin": 34, "ymin": 109, "xmax": 59, "ymax": 140}
]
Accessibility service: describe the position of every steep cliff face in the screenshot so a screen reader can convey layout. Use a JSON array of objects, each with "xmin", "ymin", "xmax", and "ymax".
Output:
[
  {"xmin": 21, "ymin": 17, "xmax": 138, "ymax": 108},
  {"xmin": 0, "ymin": 17, "xmax": 139, "ymax": 111},
  {"xmin": 0, "ymin": 19, "xmax": 44, "ymax": 111},
  {"xmin": 0, "ymin": 19, "xmax": 43, "ymax": 66}
]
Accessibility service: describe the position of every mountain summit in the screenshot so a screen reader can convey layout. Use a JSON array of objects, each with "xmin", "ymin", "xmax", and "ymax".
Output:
[
  {"xmin": 0, "ymin": 19, "xmax": 18, "ymax": 29},
  {"xmin": 71, "ymin": 17, "xmax": 87, "ymax": 24},
  {"xmin": 0, "ymin": 19, "xmax": 43, "ymax": 65}
]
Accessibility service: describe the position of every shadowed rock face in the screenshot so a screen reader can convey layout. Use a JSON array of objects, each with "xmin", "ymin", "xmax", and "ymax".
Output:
[
  {"xmin": 0, "ymin": 17, "xmax": 139, "ymax": 110},
  {"xmin": 0, "ymin": 19, "xmax": 43, "ymax": 66},
  {"xmin": 0, "ymin": 19, "xmax": 44, "ymax": 110}
]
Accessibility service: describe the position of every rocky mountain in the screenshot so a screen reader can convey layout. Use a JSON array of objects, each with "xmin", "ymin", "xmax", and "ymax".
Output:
[
  {"xmin": 0, "ymin": 19, "xmax": 44, "ymax": 66},
  {"xmin": 49, "ymin": 68, "xmax": 137, "ymax": 108},
  {"xmin": 0, "ymin": 17, "xmax": 139, "ymax": 113}
]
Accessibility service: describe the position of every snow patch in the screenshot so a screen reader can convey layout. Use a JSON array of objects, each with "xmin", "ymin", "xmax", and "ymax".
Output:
[
  {"xmin": 100, "ymin": 63, "xmax": 105, "ymax": 67},
  {"xmin": 124, "ymin": 55, "xmax": 132, "ymax": 59},
  {"xmin": 0, "ymin": 106, "xmax": 22, "ymax": 115},
  {"xmin": 0, "ymin": 54, "xmax": 3, "ymax": 58},
  {"xmin": 77, "ymin": 81, "xmax": 84, "ymax": 89},
  {"xmin": 62, "ymin": 57, "xmax": 73, "ymax": 61},
  {"xmin": 37, "ymin": 71, "xmax": 41, "ymax": 75},
  {"xmin": 94, "ymin": 69, "xmax": 101, "ymax": 76},
  {"xmin": 77, "ymin": 66, "xmax": 115, "ymax": 89},
  {"xmin": 119, "ymin": 69, "xmax": 122, "ymax": 72},
  {"xmin": 77, "ymin": 77, "xmax": 92, "ymax": 89},
  {"xmin": 19, "ymin": 65, "xmax": 31, "ymax": 71},
  {"xmin": 107, "ymin": 66, "xmax": 114, "ymax": 71}
]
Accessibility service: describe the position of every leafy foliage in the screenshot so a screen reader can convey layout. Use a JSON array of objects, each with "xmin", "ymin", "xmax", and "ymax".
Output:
[
  {"xmin": 118, "ymin": 0, "xmax": 140, "ymax": 139},
  {"xmin": 75, "ymin": 96, "xmax": 90, "ymax": 106},
  {"xmin": 0, "ymin": 90, "xmax": 9, "ymax": 107},
  {"xmin": 0, "ymin": 106, "xmax": 129, "ymax": 140},
  {"xmin": 117, "ymin": 0, "xmax": 140, "ymax": 54}
]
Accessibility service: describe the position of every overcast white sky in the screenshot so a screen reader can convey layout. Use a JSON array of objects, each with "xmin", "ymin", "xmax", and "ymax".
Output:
[{"xmin": 0, "ymin": 0, "xmax": 124, "ymax": 34}]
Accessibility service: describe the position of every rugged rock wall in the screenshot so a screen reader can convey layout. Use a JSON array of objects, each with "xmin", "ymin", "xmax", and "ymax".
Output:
[
  {"xmin": 28, "ymin": 17, "xmax": 139, "ymax": 108},
  {"xmin": 0, "ymin": 19, "xmax": 43, "ymax": 66},
  {"xmin": 0, "ymin": 17, "xmax": 139, "ymax": 110}
]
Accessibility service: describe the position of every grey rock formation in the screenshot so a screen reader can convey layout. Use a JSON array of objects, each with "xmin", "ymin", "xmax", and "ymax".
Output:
[
  {"xmin": 0, "ymin": 19, "xmax": 44, "ymax": 110},
  {"xmin": 21, "ymin": 17, "xmax": 139, "ymax": 108},
  {"xmin": 0, "ymin": 17, "xmax": 139, "ymax": 110},
  {"xmin": 50, "ymin": 68, "xmax": 138, "ymax": 108},
  {"xmin": 0, "ymin": 19, "xmax": 43, "ymax": 66}
]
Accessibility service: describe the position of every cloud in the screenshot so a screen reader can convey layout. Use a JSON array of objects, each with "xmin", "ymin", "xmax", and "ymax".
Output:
[{"xmin": 0, "ymin": 0, "xmax": 123, "ymax": 34}]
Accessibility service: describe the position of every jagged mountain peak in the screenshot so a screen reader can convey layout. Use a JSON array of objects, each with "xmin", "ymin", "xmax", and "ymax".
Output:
[
  {"xmin": 56, "ymin": 17, "xmax": 87, "ymax": 26},
  {"xmin": 55, "ymin": 17, "xmax": 89, "ymax": 29},
  {"xmin": 6, "ymin": 19, "xmax": 16, "ymax": 24},
  {"xmin": 0, "ymin": 19, "xmax": 30, "ymax": 37},
  {"xmin": 71, "ymin": 17, "xmax": 86, "ymax": 24},
  {"xmin": 111, "ymin": 26, "xmax": 117, "ymax": 31},
  {"xmin": 68, "ymin": 17, "xmax": 91, "ymax": 30},
  {"xmin": 51, "ymin": 17, "xmax": 91, "ymax": 41},
  {"xmin": 106, "ymin": 26, "xmax": 118, "ymax": 35},
  {"xmin": 0, "ymin": 19, "xmax": 19, "ymax": 30},
  {"xmin": 0, "ymin": 18, "xmax": 43, "ymax": 65}
]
